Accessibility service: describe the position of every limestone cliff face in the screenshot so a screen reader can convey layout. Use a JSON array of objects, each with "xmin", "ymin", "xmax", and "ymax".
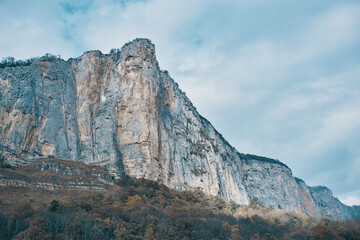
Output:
[
  {"xmin": 308, "ymin": 186, "xmax": 358, "ymax": 220},
  {"xmin": 0, "ymin": 39, "xmax": 358, "ymax": 220},
  {"xmin": 240, "ymin": 155, "xmax": 320, "ymax": 216}
]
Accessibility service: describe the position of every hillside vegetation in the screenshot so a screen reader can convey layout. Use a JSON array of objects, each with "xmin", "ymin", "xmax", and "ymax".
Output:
[{"xmin": 0, "ymin": 168, "xmax": 359, "ymax": 240}]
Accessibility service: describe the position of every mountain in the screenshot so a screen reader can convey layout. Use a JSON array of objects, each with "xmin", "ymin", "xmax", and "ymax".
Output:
[{"xmin": 0, "ymin": 38, "xmax": 358, "ymax": 220}]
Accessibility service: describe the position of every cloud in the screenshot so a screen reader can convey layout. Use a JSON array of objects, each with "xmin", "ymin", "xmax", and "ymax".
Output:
[
  {"xmin": 0, "ymin": 0, "xmax": 359, "ymax": 203},
  {"xmin": 293, "ymin": 4, "xmax": 360, "ymax": 62},
  {"xmin": 339, "ymin": 192, "xmax": 360, "ymax": 206},
  {"xmin": 0, "ymin": 0, "xmax": 79, "ymax": 59},
  {"xmin": 162, "ymin": 1, "xmax": 360, "ymax": 201}
]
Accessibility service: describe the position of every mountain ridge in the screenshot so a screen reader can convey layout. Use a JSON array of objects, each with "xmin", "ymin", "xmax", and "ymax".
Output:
[{"xmin": 0, "ymin": 38, "xmax": 359, "ymax": 220}]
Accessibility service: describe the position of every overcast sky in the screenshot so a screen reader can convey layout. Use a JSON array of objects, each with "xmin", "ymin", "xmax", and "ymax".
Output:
[{"xmin": 1, "ymin": 0, "xmax": 359, "ymax": 206}]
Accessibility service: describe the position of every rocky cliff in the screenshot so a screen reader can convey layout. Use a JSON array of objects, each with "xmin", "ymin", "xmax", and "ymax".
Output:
[{"xmin": 0, "ymin": 38, "xmax": 358, "ymax": 220}]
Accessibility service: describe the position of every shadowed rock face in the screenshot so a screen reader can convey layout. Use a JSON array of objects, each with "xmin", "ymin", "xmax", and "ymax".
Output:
[{"xmin": 0, "ymin": 38, "xmax": 358, "ymax": 220}]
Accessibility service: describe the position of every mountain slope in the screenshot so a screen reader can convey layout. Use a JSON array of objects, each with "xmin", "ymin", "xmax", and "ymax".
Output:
[
  {"xmin": 2, "ymin": 164, "xmax": 359, "ymax": 240},
  {"xmin": 0, "ymin": 38, "xmax": 358, "ymax": 220}
]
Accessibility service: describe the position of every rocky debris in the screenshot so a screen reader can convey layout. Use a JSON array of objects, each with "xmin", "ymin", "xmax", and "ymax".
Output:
[
  {"xmin": 0, "ymin": 38, "xmax": 358, "ymax": 220},
  {"xmin": 0, "ymin": 158, "xmax": 115, "ymax": 191}
]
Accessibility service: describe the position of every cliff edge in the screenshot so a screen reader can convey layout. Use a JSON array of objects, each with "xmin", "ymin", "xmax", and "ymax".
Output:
[{"xmin": 0, "ymin": 38, "xmax": 358, "ymax": 220}]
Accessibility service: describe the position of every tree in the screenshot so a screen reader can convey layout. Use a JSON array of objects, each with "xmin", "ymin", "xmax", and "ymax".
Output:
[
  {"xmin": 125, "ymin": 195, "xmax": 143, "ymax": 208},
  {"xmin": 49, "ymin": 200, "xmax": 60, "ymax": 212},
  {"xmin": 144, "ymin": 226, "xmax": 156, "ymax": 240},
  {"xmin": 114, "ymin": 222, "xmax": 141, "ymax": 240},
  {"xmin": 311, "ymin": 225, "xmax": 340, "ymax": 240},
  {"xmin": 12, "ymin": 217, "xmax": 51, "ymax": 240}
]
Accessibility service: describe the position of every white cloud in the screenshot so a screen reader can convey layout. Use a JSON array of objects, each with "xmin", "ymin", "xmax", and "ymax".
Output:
[
  {"xmin": 294, "ymin": 4, "xmax": 360, "ymax": 61},
  {"xmin": 0, "ymin": 0, "xmax": 359, "ymax": 203},
  {"xmin": 0, "ymin": 0, "xmax": 78, "ymax": 59},
  {"xmin": 339, "ymin": 193, "xmax": 360, "ymax": 206},
  {"xmin": 346, "ymin": 150, "xmax": 360, "ymax": 186}
]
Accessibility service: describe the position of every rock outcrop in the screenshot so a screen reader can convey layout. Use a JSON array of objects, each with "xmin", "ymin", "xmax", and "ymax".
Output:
[
  {"xmin": 0, "ymin": 158, "xmax": 115, "ymax": 191},
  {"xmin": 0, "ymin": 38, "xmax": 358, "ymax": 220}
]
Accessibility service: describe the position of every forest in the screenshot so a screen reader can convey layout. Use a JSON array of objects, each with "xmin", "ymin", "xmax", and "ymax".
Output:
[{"xmin": 1, "ymin": 175, "xmax": 359, "ymax": 240}]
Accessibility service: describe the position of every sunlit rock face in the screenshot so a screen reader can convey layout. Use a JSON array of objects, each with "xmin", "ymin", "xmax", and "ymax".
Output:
[{"xmin": 0, "ymin": 39, "xmax": 358, "ymax": 220}]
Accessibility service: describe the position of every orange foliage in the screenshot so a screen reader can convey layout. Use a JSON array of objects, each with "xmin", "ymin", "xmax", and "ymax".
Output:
[{"xmin": 125, "ymin": 195, "xmax": 143, "ymax": 207}]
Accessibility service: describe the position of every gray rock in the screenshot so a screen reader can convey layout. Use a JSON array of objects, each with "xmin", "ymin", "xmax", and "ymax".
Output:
[{"xmin": 0, "ymin": 38, "xmax": 358, "ymax": 220}]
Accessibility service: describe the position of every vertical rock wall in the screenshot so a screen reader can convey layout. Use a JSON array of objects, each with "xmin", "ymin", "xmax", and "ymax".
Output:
[
  {"xmin": 0, "ymin": 58, "xmax": 79, "ymax": 165},
  {"xmin": 0, "ymin": 39, "xmax": 358, "ymax": 220}
]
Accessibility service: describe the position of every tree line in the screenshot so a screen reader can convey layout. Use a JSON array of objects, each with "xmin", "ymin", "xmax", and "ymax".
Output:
[{"xmin": 0, "ymin": 177, "xmax": 359, "ymax": 239}]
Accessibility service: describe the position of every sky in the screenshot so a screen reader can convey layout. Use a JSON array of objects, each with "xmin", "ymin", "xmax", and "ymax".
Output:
[{"xmin": 1, "ymin": 0, "xmax": 359, "ymax": 205}]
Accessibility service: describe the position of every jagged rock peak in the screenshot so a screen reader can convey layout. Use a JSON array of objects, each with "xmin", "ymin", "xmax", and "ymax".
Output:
[
  {"xmin": 79, "ymin": 38, "xmax": 156, "ymax": 59},
  {"xmin": 121, "ymin": 38, "xmax": 155, "ymax": 57}
]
